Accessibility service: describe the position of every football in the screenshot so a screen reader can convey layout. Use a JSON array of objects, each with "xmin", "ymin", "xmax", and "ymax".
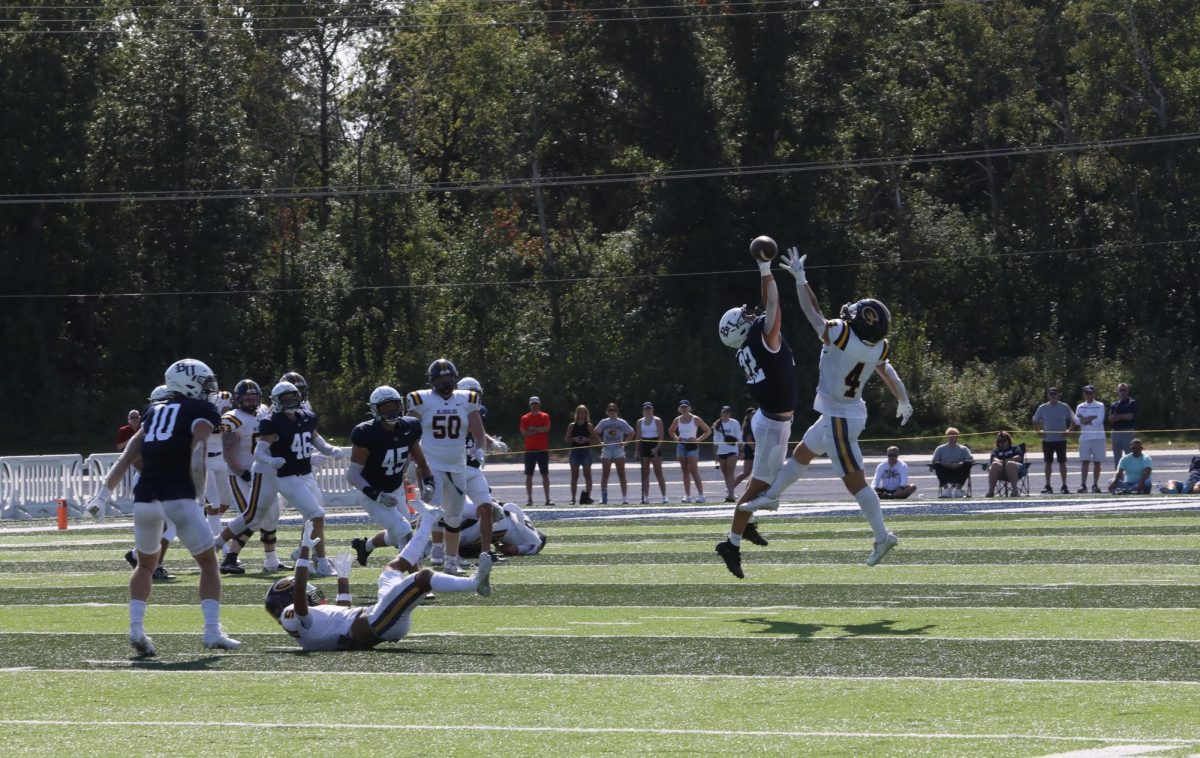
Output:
[{"xmin": 749, "ymin": 235, "xmax": 778, "ymax": 262}]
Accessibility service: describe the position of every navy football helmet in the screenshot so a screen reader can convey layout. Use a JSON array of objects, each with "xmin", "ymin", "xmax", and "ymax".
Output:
[
  {"xmin": 427, "ymin": 358, "xmax": 458, "ymax": 398},
  {"xmin": 840, "ymin": 298, "xmax": 891, "ymax": 344},
  {"xmin": 233, "ymin": 379, "xmax": 262, "ymax": 412},
  {"xmin": 280, "ymin": 371, "xmax": 308, "ymax": 402},
  {"xmin": 264, "ymin": 576, "xmax": 326, "ymax": 621}
]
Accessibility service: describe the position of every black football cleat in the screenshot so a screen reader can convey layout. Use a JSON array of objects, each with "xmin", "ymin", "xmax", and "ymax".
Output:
[
  {"xmin": 123, "ymin": 550, "xmax": 138, "ymax": 569},
  {"xmin": 715, "ymin": 540, "xmax": 744, "ymax": 579},
  {"xmin": 742, "ymin": 522, "xmax": 769, "ymax": 547},
  {"xmin": 151, "ymin": 565, "xmax": 172, "ymax": 581},
  {"xmin": 351, "ymin": 537, "xmax": 371, "ymax": 567}
]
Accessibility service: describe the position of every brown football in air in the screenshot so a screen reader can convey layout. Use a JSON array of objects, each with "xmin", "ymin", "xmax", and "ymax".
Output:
[{"xmin": 749, "ymin": 235, "xmax": 778, "ymax": 262}]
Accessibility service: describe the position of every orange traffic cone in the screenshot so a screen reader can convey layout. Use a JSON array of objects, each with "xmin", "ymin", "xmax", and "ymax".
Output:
[{"xmin": 56, "ymin": 498, "xmax": 68, "ymax": 530}]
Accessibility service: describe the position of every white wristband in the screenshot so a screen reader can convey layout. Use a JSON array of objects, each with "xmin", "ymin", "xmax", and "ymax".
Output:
[
  {"xmin": 757, "ymin": 260, "xmax": 772, "ymax": 275},
  {"xmin": 336, "ymin": 593, "xmax": 352, "ymax": 603},
  {"xmin": 295, "ymin": 558, "xmax": 311, "ymax": 569}
]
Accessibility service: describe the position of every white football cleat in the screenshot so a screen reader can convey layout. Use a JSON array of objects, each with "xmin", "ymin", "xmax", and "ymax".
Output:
[
  {"xmin": 694, "ymin": 495, "xmax": 706, "ymax": 504},
  {"xmin": 311, "ymin": 558, "xmax": 335, "ymax": 577},
  {"xmin": 866, "ymin": 532, "xmax": 899, "ymax": 567},
  {"xmin": 474, "ymin": 552, "xmax": 493, "ymax": 597},
  {"xmin": 738, "ymin": 494, "xmax": 780, "ymax": 513},
  {"xmin": 203, "ymin": 631, "xmax": 242, "ymax": 650},
  {"xmin": 129, "ymin": 633, "xmax": 157, "ymax": 657}
]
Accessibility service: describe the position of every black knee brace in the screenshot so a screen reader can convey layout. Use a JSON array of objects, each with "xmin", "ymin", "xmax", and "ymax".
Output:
[
  {"xmin": 260, "ymin": 529, "xmax": 277, "ymax": 546},
  {"xmin": 235, "ymin": 528, "xmax": 253, "ymax": 549}
]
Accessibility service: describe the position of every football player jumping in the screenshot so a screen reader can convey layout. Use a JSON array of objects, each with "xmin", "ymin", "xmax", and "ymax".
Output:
[
  {"xmin": 90, "ymin": 359, "xmax": 240, "ymax": 656},
  {"xmin": 713, "ymin": 246, "xmax": 796, "ymax": 579},
  {"xmin": 406, "ymin": 359, "xmax": 498, "ymax": 576},
  {"xmin": 347, "ymin": 385, "xmax": 435, "ymax": 567},
  {"xmin": 266, "ymin": 510, "xmax": 492, "ymax": 651},
  {"xmin": 739, "ymin": 248, "xmax": 913, "ymax": 567}
]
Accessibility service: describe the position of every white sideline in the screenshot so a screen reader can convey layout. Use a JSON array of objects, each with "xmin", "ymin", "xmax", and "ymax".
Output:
[
  {"xmin": 1032, "ymin": 746, "xmax": 1180, "ymax": 757},
  {"xmin": 0, "ymin": 718, "xmax": 1196, "ymax": 745}
]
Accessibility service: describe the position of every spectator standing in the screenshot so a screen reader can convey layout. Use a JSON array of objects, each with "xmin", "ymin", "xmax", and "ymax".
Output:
[
  {"xmin": 873, "ymin": 446, "xmax": 917, "ymax": 499},
  {"xmin": 1110, "ymin": 383, "xmax": 1138, "ymax": 468},
  {"xmin": 1033, "ymin": 387, "xmax": 1076, "ymax": 494},
  {"xmin": 634, "ymin": 402, "xmax": 669, "ymax": 504},
  {"xmin": 712, "ymin": 406, "xmax": 742, "ymax": 502},
  {"xmin": 594, "ymin": 403, "xmax": 634, "ymax": 504},
  {"xmin": 733, "ymin": 407, "xmax": 757, "ymax": 488},
  {"xmin": 117, "ymin": 410, "xmax": 141, "ymax": 451},
  {"xmin": 564, "ymin": 405, "xmax": 598, "ymax": 505},
  {"xmin": 520, "ymin": 396, "xmax": 553, "ymax": 506},
  {"xmin": 1109, "ymin": 438, "xmax": 1153, "ymax": 494},
  {"xmin": 986, "ymin": 431, "xmax": 1026, "ymax": 496},
  {"xmin": 930, "ymin": 427, "xmax": 975, "ymax": 497},
  {"xmin": 669, "ymin": 400, "xmax": 712, "ymax": 503},
  {"xmin": 1075, "ymin": 384, "xmax": 1106, "ymax": 493}
]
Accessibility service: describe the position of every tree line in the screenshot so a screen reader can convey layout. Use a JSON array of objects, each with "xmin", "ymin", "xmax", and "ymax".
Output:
[{"xmin": 1, "ymin": 0, "xmax": 1197, "ymax": 453}]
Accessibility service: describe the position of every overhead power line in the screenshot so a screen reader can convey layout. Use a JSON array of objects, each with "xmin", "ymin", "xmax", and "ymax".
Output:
[
  {"xmin": 1, "ymin": 237, "xmax": 1195, "ymax": 300},
  {"xmin": 2, "ymin": 131, "xmax": 1196, "ymax": 206},
  {"xmin": 0, "ymin": 1, "xmax": 994, "ymax": 33}
]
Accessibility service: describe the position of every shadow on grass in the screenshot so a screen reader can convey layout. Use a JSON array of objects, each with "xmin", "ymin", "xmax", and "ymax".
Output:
[
  {"xmin": 129, "ymin": 655, "xmax": 225, "ymax": 670},
  {"xmin": 732, "ymin": 616, "xmax": 936, "ymax": 638}
]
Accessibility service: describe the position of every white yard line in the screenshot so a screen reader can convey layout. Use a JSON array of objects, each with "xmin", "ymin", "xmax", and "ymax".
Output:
[
  {"xmin": 1032, "ymin": 745, "xmax": 1180, "ymax": 757},
  {"xmin": 0, "ymin": 718, "xmax": 1195, "ymax": 745},
  {"xmin": 2, "ymin": 668, "xmax": 1199, "ymax": 687}
]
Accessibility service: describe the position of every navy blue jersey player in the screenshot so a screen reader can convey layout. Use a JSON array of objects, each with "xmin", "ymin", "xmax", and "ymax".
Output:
[
  {"xmin": 347, "ymin": 386, "xmax": 435, "ymax": 566},
  {"xmin": 90, "ymin": 359, "xmax": 241, "ymax": 656},
  {"xmin": 256, "ymin": 381, "xmax": 343, "ymax": 576},
  {"xmin": 713, "ymin": 241, "xmax": 796, "ymax": 577}
]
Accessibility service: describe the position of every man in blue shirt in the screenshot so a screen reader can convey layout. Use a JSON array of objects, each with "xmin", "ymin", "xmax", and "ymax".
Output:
[{"xmin": 1109, "ymin": 383, "xmax": 1138, "ymax": 468}]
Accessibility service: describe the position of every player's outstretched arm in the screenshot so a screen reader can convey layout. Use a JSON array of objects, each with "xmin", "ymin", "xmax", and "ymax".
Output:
[
  {"xmin": 758, "ymin": 258, "xmax": 783, "ymax": 350},
  {"xmin": 781, "ymin": 247, "xmax": 828, "ymax": 336},
  {"xmin": 875, "ymin": 362, "xmax": 913, "ymax": 426},
  {"xmin": 293, "ymin": 522, "xmax": 322, "ymax": 616},
  {"xmin": 190, "ymin": 421, "xmax": 214, "ymax": 500},
  {"xmin": 87, "ymin": 430, "xmax": 144, "ymax": 515},
  {"xmin": 312, "ymin": 433, "xmax": 343, "ymax": 459}
]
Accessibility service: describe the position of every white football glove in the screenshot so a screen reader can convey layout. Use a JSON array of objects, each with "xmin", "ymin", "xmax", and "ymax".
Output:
[
  {"xmin": 270, "ymin": 456, "xmax": 286, "ymax": 470},
  {"xmin": 896, "ymin": 400, "xmax": 914, "ymax": 426},
  {"xmin": 490, "ymin": 436, "xmax": 509, "ymax": 454},
  {"xmin": 300, "ymin": 521, "xmax": 322, "ymax": 552},
  {"xmin": 378, "ymin": 491, "xmax": 400, "ymax": 508},
  {"xmin": 85, "ymin": 486, "xmax": 112, "ymax": 518},
  {"xmin": 330, "ymin": 447, "xmax": 346, "ymax": 461},
  {"xmin": 780, "ymin": 247, "xmax": 807, "ymax": 285},
  {"xmin": 331, "ymin": 553, "xmax": 353, "ymax": 579}
]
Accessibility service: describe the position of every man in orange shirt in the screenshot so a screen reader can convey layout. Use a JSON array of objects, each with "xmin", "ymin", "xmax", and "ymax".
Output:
[{"xmin": 521, "ymin": 396, "xmax": 553, "ymax": 506}]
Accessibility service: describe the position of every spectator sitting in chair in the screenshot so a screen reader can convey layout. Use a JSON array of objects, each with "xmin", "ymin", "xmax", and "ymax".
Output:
[
  {"xmin": 986, "ymin": 431, "xmax": 1026, "ymax": 497},
  {"xmin": 873, "ymin": 446, "xmax": 917, "ymax": 499},
  {"xmin": 1158, "ymin": 443, "xmax": 1200, "ymax": 494},
  {"xmin": 931, "ymin": 427, "xmax": 974, "ymax": 497},
  {"xmin": 1109, "ymin": 438, "xmax": 1153, "ymax": 494}
]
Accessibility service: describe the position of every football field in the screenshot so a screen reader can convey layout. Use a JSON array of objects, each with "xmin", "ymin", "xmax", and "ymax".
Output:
[{"xmin": 1, "ymin": 507, "xmax": 1198, "ymax": 757}]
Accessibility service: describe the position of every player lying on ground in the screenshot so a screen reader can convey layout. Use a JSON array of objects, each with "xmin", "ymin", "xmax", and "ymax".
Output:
[{"xmin": 267, "ymin": 505, "xmax": 492, "ymax": 651}]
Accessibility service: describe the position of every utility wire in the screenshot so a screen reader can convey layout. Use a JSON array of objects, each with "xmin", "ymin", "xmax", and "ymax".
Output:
[
  {"xmin": 3, "ymin": 131, "xmax": 1197, "ymax": 206},
  {"xmin": 2, "ymin": 237, "xmax": 1194, "ymax": 300}
]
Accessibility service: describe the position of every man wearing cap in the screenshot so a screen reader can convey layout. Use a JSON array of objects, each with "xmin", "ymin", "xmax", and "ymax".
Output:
[
  {"xmin": 873, "ymin": 446, "xmax": 917, "ymax": 499},
  {"xmin": 1110, "ymin": 383, "xmax": 1137, "ymax": 468},
  {"xmin": 1075, "ymin": 385, "xmax": 1106, "ymax": 493},
  {"xmin": 520, "ymin": 397, "xmax": 553, "ymax": 506},
  {"xmin": 1033, "ymin": 387, "xmax": 1077, "ymax": 494}
]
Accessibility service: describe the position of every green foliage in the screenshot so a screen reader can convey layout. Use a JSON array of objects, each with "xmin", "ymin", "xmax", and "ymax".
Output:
[{"xmin": 3, "ymin": 0, "xmax": 1200, "ymax": 450}]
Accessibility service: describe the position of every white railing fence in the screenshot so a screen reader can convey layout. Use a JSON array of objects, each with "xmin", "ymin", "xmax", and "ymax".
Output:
[
  {"xmin": 0, "ymin": 455, "xmax": 85, "ymax": 520},
  {"xmin": 1, "ymin": 449, "xmax": 355, "ymax": 521}
]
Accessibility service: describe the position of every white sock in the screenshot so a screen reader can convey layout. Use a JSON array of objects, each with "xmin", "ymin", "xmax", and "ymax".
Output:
[
  {"xmin": 365, "ymin": 540, "xmax": 377, "ymax": 554},
  {"xmin": 263, "ymin": 551, "xmax": 278, "ymax": 569},
  {"xmin": 853, "ymin": 487, "xmax": 889, "ymax": 542},
  {"xmin": 766, "ymin": 458, "xmax": 809, "ymax": 499},
  {"xmin": 207, "ymin": 514, "xmax": 221, "ymax": 536},
  {"xmin": 727, "ymin": 531, "xmax": 742, "ymax": 547},
  {"xmin": 430, "ymin": 542, "xmax": 445, "ymax": 563},
  {"xmin": 429, "ymin": 573, "xmax": 476, "ymax": 592},
  {"xmin": 201, "ymin": 598, "xmax": 221, "ymax": 636},
  {"xmin": 129, "ymin": 599, "xmax": 147, "ymax": 637},
  {"xmin": 400, "ymin": 522, "xmax": 434, "ymax": 566}
]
